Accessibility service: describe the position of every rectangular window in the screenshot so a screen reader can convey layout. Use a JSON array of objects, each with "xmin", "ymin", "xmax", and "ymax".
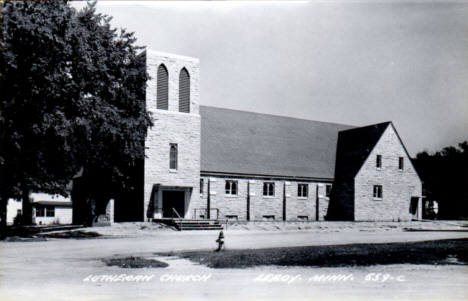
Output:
[
  {"xmin": 170, "ymin": 144, "xmax": 178, "ymax": 170},
  {"xmin": 46, "ymin": 206, "xmax": 55, "ymax": 217},
  {"xmin": 376, "ymin": 155, "xmax": 382, "ymax": 169},
  {"xmin": 200, "ymin": 179, "xmax": 204, "ymax": 194},
  {"xmin": 399, "ymin": 157, "xmax": 404, "ymax": 170},
  {"xmin": 262, "ymin": 215, "xmax": 275, "ymax": 221},
  {"xmin": 263, "ymin": 182, "xmax": 275, "ymax": 197},
  {"xmin": 326, "ymin": 185, "xmax": 332, "ymax": 197},
  {"xmin": 225, "ymin": 180, "xmax": 238, "ymax": 196},
  {"xmin": 297, "ymin": 184, "xmax": 308, "ymax": 198},
  {"xmin": 225, "ymin": 215, "xmax": 238, "ymax": 221},
  {"xmin": 298, "ymin": 215, "xmax": 308, "ymax": 221},
  {"xmin": 36, "ymin": 206, "xmax": 45, "ymax": 217},
  {"xmin": 373, "ymin": 185, "xmax": 383, "ymax": 199}
]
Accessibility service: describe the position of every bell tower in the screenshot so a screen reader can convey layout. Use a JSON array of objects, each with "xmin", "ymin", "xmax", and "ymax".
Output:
[{"xmin": 141, "ymin": 50, "xmax": 202, "ymax": 220}]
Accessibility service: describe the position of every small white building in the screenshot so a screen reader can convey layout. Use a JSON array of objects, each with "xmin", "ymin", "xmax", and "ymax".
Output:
[
  {"xmin": 7, "ymin": 192, "xmax": 73, "ymax": 225},
  {"xmin": 31, "ymin": 193, "xmax": 73, "ymax": 225}
]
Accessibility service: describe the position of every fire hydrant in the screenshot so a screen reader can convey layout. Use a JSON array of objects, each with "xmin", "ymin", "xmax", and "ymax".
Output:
[{"xmin": 215, "ymin": 231, "xmax": 225, "ymax": 252}]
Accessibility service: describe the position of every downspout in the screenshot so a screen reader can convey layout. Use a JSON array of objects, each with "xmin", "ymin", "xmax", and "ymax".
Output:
[
  {"xmin": 316, "ymin": 184, "xmax": 319, "ymax": 221},
  {"xmin": 207, "ymin": 179, "xmax": 210, "ymax": 220},
  {"xmin": 247, "ymin": 181, "xmax": 250, "ymax": 221},
  {"xmin": 283, "ymin": 181, "xmax": 286, "ymax": 221}
]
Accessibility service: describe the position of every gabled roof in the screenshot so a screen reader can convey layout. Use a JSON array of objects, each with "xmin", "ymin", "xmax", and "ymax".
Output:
[
  {"xmin": 200, "ymin": 106, "xmax": 356, "ymax": 180},
  {"xmin": 333, "ymin": 122, "xmax": 391, "ymax": 181}
]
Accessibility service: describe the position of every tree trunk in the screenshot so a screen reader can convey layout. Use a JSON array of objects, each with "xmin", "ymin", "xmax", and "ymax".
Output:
[
  {"xmin": 84, "ymin": 197, "xmax": 96, "ymax": 227},
  {"xmin": 0, "ymin": 147, "xmax": 8, "ymax": 238},
  {"xmin": 0, "ymin": 194, "xmax": 8, "ymax": 239},
  {"xmin": 22, "ymin": 186, "xmax": 32, "ymax": 225}
]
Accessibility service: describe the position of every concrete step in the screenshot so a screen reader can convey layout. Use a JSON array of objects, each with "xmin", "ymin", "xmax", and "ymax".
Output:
[
  {"xmin": 154, "ymin": 218, "xmax": 224, "ymax": 231},
  {"xmin": 178, "ymin": 225, "xmax": 224, "ymax": 230},
  {"xmin": 176, "ymin": 221, "xmax": 214, "ymax": 224},
  {"xmin": 174, "ymin": 220, "xmax": 223, "ymax": 231}
]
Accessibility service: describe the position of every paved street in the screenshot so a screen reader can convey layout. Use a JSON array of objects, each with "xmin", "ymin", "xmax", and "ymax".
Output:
[{"xmin": 0, "ymin": 229, "xmax": 467, "ymax": 301}]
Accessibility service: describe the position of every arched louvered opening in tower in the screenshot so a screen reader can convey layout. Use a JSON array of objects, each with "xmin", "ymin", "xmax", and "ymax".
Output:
[
  {"xmin": 179, "ymin": 68, "xmax": 190, "ymax": 113},
  {"xmin": 157, "ymin": 64, "xmax": 168, "ymax": 110}
]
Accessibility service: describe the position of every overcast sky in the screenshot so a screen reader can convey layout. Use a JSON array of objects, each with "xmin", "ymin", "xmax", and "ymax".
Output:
[{"xmin": 72, "ymin": 1, "xmax": 468, "ymax": 156}]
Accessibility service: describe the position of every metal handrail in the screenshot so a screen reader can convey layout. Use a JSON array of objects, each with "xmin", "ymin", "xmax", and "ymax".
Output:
[
  {"xmin": 172, "ymin": 208, "xmax": 183, "ymax": 230},
  {"xmin": 215, "ymin": 208, "xmax": 229, "ymax": 230},
  {"xmin": 193, "ymin": 207, "xmax": 229, "ymax": 230}
]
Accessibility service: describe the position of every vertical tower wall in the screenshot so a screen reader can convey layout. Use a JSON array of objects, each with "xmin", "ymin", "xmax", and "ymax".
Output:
[{"xmin": 143, "ymin": 50, "xmax": 201, "ymax": 220}]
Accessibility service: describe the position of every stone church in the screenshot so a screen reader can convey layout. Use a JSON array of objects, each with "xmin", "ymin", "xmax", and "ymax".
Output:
[{"xmin": 139, "ymin": 49, "xmax": 423, "ymax": 223}]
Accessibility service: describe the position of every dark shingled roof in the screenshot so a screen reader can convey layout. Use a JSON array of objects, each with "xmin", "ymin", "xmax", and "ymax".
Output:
[
  {"xmin": 333, "ymin": 122, "xmax": 391, "ymax": 181},
  {"xmin": 200, "ymin": 106, "xmax": 356, "ymax": 179}
]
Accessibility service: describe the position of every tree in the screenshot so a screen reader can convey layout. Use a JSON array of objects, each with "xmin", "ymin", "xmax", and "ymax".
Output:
[
  {"xmin": 1, "ymin": 0, "xmax": 82, "ymax": 234},
  {"xmin": 70, "ymin": 2, "xmax": 151, "ymax": 225},
  {"xmin": 0, "ymin": 0, "xmax": 151, "ymax": 236},
  {"xmin": 413, "ymin": 141, "xmax": 468, "ymax": 220}
]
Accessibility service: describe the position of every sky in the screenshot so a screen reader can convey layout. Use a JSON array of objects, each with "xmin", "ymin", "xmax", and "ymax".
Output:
[{"xmin": 72, "ymin": 1, "xmax": 468, "ymax": 156}]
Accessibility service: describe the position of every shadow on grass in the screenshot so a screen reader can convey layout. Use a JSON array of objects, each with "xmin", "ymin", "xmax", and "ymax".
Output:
[
  {"xmin": 40, "ymin": 231, "xmax": 102, "ymax": 239},
  {"xmin": 3, "ymin": 229, "xmax": 102, "ymax": 241},
  {"xmin": 173, "ymin": 239, "xmax": 468, "ymax": 269},
  {"xmin": 104, "ymin": 257, "xmax": 169, "ymax": 268}
]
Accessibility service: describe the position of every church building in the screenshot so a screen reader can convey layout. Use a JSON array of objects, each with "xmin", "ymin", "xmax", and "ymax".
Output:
[{"xmin": 140, "ymin": 49, "xmax": 423, "ymax": 223}]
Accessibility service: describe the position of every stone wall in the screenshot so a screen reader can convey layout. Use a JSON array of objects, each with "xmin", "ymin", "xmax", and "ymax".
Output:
[
  {"xmin": 143, "ymin": 50, "xmax": 202, "ymax": 220},
  {"xmin": 199, "ymin": 176, "xmax": 331, "ymax": 221},
  {"xmin": 354, "ymin": 124, "xmax": 422, "ymax": 221}
]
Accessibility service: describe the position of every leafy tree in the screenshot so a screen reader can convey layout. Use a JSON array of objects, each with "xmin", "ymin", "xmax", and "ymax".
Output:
[
  {"xmin": 71, "ymin": 2, "xmax": 151, "ymax": 225},
  {"xmin": 1, "ymin": 0, "xmax": 82, "ymax": 233},
  {"xmin": 413, "ymin": 141, "xmax": 468, "ymax": 220},
  {"xmin": 0, "ymin": 1, "xmax": 151, "ymax": 236}
]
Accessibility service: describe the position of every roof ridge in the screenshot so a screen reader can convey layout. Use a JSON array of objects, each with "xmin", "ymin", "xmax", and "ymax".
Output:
[
  {"xmin": 338, "ymin": 121, "xmax": 392, "ymax": 133},
  {"xmin": 200, "ymin": 105, "xmax": 357, "ymax": 128}
]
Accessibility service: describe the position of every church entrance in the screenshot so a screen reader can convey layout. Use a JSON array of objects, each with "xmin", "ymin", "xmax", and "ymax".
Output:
[{"xmin": 162, "ymin": 191, "xmax": 185, "ymax": 218}]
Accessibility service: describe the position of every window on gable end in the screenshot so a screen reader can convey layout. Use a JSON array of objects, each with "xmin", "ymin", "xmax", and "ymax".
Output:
[
  {"xmin": 376, "ymin": 155, "xmax": 382, "ymax": 169},
  {"xmin": 373, "ymin": 185, "xmax": 383, "ymax": 200}
]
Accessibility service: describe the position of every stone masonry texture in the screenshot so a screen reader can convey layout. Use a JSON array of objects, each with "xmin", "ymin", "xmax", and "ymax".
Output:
[
  {"xmin": 354, "ymin": 124, "xmax": 422, "ymax": 221},
  {"xmin": 199, "ymin": 177, "xmax": 331, "ymax": 221},
  {"xmin": 143, "ymin": 50, "xmax": 202, "ymax": 220}
]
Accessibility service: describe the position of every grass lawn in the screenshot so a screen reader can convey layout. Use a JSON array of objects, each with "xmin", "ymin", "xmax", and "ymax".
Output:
[
  {"xmin": 168, "ymin": 239, "xmax": 468, "ymax": 269},
  {"xmin": 104, "ymin": 257, "xmax": 169, "ymax": 268}
]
